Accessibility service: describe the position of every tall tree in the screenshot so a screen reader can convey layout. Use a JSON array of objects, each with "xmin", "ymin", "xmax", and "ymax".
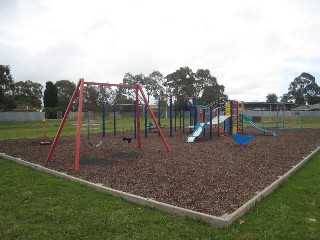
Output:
[
  {"xmin": 195, "ymin": 69, "xmax": 224, "ymax": 103},
  {"xmin": 122, "ymin": 72, "xmax": 141, "ymax": 98},
  {"xmin": 14, "ymin": 80, "xmax": 43, "ymax": 108},
  {"xmin": 143, "ymin": 71, "xmax": 165, "ymax": 97},
  {"xmin": 266, "ymin": 93, "xmax": 278, "ymax": 103},
  {"xmin": 164, "ymin": 66, "xmax": 196, "ymax": 97},
  {"xmin": 164, "ymin": 66, "xmax": 225, "ymax": 103},
  {"xmin": 0, "ymin": 65, "xmax": 15, "ymax": 111},
  {"xmin": 286, "ymin": 72, "xmax": 320, "ymax": 105},
  {"xmin": 122, "ymin": 72, "xmax": 165, "ymax": 98},
  {"xmin": 43, "ymin": 81, "xmax": 58, "ymax": 108},
  {"xmin": 55, "ymin": 80, "xmax": 76, "ymax": 110},
  {"xmin": 83, "ymin": 85, "xmax": 101, "ymax": 112}
]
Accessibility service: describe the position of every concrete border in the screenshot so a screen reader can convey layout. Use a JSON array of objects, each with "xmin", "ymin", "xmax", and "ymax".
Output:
[{"xmin": 1, "ymin": 146, "xmax": 319, "ymax": 228}]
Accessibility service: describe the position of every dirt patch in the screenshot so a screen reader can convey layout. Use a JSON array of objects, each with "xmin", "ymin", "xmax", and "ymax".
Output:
[{"xmin": 1, "ymin": 127, "xmax": 319, "ymax": 216}]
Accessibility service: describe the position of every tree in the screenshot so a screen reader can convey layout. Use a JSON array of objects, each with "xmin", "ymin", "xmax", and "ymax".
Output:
[
  {"xmin": 286, "ymin": 72, "xmax": 320, "ymax": 105},
  {"xmin": 164, "ymin": 66, "xmax": 225, "ymax": 104},
  {"xmin": 122, "ymin": 71, "xmax": 165, "ymax": 99},
  {"xmin": 143, "ymin": 71, "xmax": 165, "ymax": 97},
  {"xmin": 43, "ymin": 81, "xmax": 58, "ymax": 108},
  {"xmin": 164, "ymin": 66, "xmax": 196, "ymax": 97},
  {"xmin": 55, "ymin": 80, "xmax": 76, "ymax": 110},
  {"xmin": 266, "ymin": 93, "xmax": 278, "ymax": 103},
  {"xmin": 14, "ymin": 80, "xmax": 43, "ymax": 108},
  {"xmin": 0, "ymin": 65, "xmax": 15, "ymax": 111},
  {"xmin": 121, "ymin": 72, "xmax": 141, "ymax": 98},
  {"xmin": 195, "ymin": 69, "xmax": 225, "ymax": 103}
]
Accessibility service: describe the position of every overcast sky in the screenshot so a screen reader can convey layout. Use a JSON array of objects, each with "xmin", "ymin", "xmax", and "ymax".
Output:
[{"xmin": 1, "ymin": 0, "xmax": 319, "ymax": 101}]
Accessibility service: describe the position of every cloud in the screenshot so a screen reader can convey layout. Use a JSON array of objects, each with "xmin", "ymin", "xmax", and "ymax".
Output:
[{"xmin": 0, "ymin": 0, "xmax": 319, "ymax": 101}]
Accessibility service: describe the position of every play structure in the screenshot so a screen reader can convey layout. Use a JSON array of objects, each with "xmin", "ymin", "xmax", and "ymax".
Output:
[
  {"xmin": 231, "ymin": 133, "xmax": 254, "ymax": 145},
  {"xmin": 45, "ymin": 79, "xmax": 280, "ymax": 171},
  {"xmin": 240, "ymin": 113, "xmax": 277, "ymax": 136},
  {"xmin": 186, "ymin": 99, "xmax": 240, "ymax": 142},
  {"xmin": 143, "ymin": 95, "xmax": 196, "ymax": 137},
  {"xmin": 184, "ymin": 98, "xmax": 278, "ymax": 143},
  {"xmin": 46, "ymin": 79, "xmax": 171, "ymax": 171}
]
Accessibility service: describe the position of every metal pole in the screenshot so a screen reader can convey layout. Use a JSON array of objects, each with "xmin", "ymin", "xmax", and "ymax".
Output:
[
  {"xmin": 138, "ymin": 85, "xmax": 171, "ymax": 152},
  {"xmin": 144, "ymin": 103, "xmax": 148, "ymax": 138},
  {"xmin": 210, "ymin": 106, "xmax": 213, "ymax": 139},
  {"xmin": 179, "ymin": 99, "xmax": 182, "ymax": 131},
  {"xmin": 135, "ymin": 87, "xmax": 141, "ymax": 149},
  {"xmin": 102, "ymin": 101, "xmax": 106, "ymax": 137},
  {"xmin": 74, "ymin": 78, "xmax": 85, "ymax": 171},
  {"xmin": 46, "ymin": 79, "xmax": 81, "ymax": 163},
  {"xmin": 113, "ymin": 103, "xmax": 116, "ymax": 136},
  {"xmin": 217, "ymin": 95, "xmax": 220, "ymax": 137},
  {"xmin": 170, "ymin": 95, "xmax": 173, "ymax": 137},
  {"xmin": 158, "ymin": 95, "xmax": 161, "ymax": 126},
  {"xmin": 182, "ymin": 98, "xmax": 185, "ymax": 133},
  {"xmin": 203, "ymin": 107, "xmax": 206, "ymax": 137},
  {"xmin": 133, "ymin": 101, "xmax": 137, "ymax": 139}
]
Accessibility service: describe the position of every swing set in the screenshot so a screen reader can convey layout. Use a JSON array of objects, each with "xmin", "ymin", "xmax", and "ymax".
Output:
[{"xmin": 46, "ymin": 78, "xmax": 170, "ymax": 171}]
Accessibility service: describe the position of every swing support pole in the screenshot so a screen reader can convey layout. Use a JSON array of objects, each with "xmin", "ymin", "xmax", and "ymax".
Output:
[
  {"xmin": 135, "ymin": 86, "xmax": 141, "ymax": 149},
  {"xmin": 46, "ymin": 79, "xmax": 81, "ymax": 164},
  {"xmin": 137, "ymin": 85, "xmax": 171, "ymax": 153}
]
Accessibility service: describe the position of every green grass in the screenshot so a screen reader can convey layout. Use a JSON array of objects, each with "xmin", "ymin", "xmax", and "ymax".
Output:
[
  {"xmin": 242, "ymin": 116, "xmax": 320, "ymax": 129},
  {"xmin": 0, "ymin": 116, "xmax": 136, "ymax": 140},
  {"xmin": 1, "ymin": 115, "xmax": 318, "ymax": 140},
  {"xmin": 300, "ymin": 116, "xmax": 320, "ymax": 128},
  {"xmin": 1, "ymin": 153, "xmax": 320, "ymax": 239}
]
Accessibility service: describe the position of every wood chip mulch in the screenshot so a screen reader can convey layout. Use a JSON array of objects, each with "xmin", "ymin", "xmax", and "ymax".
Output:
[{"xmin": 1, "ymin": 127, "xmax": 319, "ymax": 216}]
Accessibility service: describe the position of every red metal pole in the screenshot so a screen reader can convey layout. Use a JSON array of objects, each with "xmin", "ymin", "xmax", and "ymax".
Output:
[
  {"xmin": 46, "ymin": 80, "xmax": 81, "ymax": 163},
  {"xmin": 138, "ymin": 85, "xmax": 171, "ymax": 152},
  {"xmin": 135, "ymin": 85, "xmax": 141, "ymax": 149},
  {"xmin": 83, "ymin": 82, "xmax": 136, "ymax": 89},
  {"xmin": 74, "ymin": 78, "xmax": 85, "ymax": 171}
]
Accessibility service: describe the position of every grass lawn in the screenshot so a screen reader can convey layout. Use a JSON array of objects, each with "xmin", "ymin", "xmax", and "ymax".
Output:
[
  {"xmin": 0, "ymin": 116, "xmax": 319, "ymax": 140},
  {"xmin": 1, "ymin": 152, "xmax": 320, "ymax": 239},
  {"xmin": 0, "ymin": 116, "xmax": 135, "ymax": 140}
]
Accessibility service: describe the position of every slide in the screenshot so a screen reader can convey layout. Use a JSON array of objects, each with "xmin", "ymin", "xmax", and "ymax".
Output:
[
  {"xmin": 206, "ymin": 115, "xmax": 231, "ymax": 125},
  {"xmin": 186, "ymin": 116, "xmax": 231, "ymax": 142},
  {"xmin": 186, "ymin": 122, "xmax": 207, "ymax": 142},
  {"xmin": 240, "ymin": 113, "xmax": 277, "ymax": 136}
]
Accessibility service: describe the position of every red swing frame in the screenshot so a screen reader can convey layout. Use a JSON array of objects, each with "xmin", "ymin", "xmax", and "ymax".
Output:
[{"xmin": 46, "ymin": 78, "xmax": 171, "ymax": 171}]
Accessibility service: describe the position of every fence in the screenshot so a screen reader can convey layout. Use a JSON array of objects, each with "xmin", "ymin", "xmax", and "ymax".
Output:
[
  {"xmin": 244, "ymin": 110, "xmax": 320, "ymax": 118},
  {"xmin": 0, "ymin": 112, "xmax": 45, "ymax": 121}
]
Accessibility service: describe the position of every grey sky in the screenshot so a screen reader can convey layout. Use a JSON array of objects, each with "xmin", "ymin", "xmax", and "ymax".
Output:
[{"xmin": 1, "ymin": 0, "xmax": 319, "ymax": 101}]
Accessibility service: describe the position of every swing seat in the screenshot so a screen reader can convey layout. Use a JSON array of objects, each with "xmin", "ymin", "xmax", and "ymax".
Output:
[
  {"xmin": 123, "ymin": 137, "xmax": 132, "ymax": 144},
  {"xmin": 87, "ymin": 140, "xmax": 103, "ymax": 148},
  {"xmin": 40, "ymin": 141, "xmax": 51, "ymax": 145}
]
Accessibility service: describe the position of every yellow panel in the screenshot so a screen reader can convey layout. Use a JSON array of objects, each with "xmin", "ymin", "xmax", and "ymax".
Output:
[{"xmin": 225, "ymin": 103, "xmax": 231, "ymax": 116}]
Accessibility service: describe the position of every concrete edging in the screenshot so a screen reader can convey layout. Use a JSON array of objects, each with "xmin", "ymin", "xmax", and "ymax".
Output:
[
  {"xmin": 1, "ymin": 146, "xmax": 319, "ymax": 228},
  {"xmin": 224, "ymin": 146, "xmax": 320, "ymax": 225},
  {"xmin": 0, "ymin": 153, "xmax": 227, "ymax": 227}
]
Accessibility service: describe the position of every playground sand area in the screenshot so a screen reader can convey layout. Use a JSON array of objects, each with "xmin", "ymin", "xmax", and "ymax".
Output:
[{"xmin": 1, "ymin": 127, "xmax": 319, "ymax": 216}]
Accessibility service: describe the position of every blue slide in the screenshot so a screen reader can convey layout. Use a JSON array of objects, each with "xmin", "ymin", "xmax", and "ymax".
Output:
[{"xmin": 240, "ymin": 113, "xmax": 277, "ymax": 136}]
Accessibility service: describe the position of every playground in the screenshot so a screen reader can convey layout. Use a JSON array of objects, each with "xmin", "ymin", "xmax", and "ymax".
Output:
[
  {"xmin": 1, "ymin": 79, "xmax": 320, "ymax": 226},
  {"xmin": 1, "ymin": 126, "xmax": 319, "ymax": 216}
]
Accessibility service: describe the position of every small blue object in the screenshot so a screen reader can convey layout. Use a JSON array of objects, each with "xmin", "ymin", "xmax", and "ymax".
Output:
[{"xmin": 232, "ymin": 133, "xmax": 254, "ymax": 145}]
